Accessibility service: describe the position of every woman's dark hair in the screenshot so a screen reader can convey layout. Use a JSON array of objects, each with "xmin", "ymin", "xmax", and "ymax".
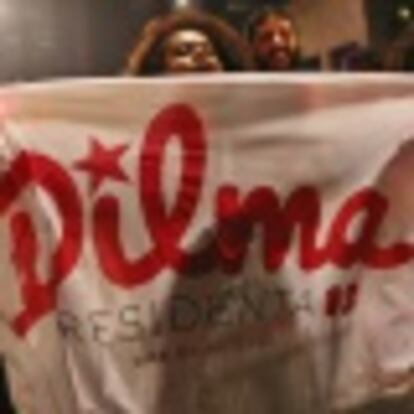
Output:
[{"xmin": 124, "ymin": 10, "xmax": 255, "ymax": 75}]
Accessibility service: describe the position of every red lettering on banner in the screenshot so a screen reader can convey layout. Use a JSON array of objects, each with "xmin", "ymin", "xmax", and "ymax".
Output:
[
  {"xmin": 93, "ymin": 104, "xmax": 206, "ymax": 287},
  {"xmin": 212, "ymin": 186, "xmax": 413, "ymax": 275},
  {"xmin": 1, "ymin": 153, "xmax": 82, "ymax": 336},
  {"xmin": 214, "ymin": 185, "xmax": 326, "ymax": 273},
  {"xmin": 324, "ymin": 283, "xmax": 359, "ymax": 317},
  {"xmin": 1, "ymin": 103, "xmax": 412, "ymax": 335},
  {"xmin": 92, "ymin": 104, "xmax": 413, "ymax": 286},
  {"xmin": 327, "ymin": 189, "xmax": 412, "ymax": 268}
]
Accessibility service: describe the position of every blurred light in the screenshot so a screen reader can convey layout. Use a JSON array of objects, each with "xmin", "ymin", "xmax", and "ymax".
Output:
[
  {"xmin": 175, "ymin": 0, "xmax": 190, "ymax": 8},
  {"xmin": 398, "ymin": 6, "xmax": 412, "ymax": 21}
]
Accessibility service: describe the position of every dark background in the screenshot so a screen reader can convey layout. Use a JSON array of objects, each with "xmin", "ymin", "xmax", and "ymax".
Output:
[{"xmin": 0, "ymin": 0, "xmax": 412, "ymax": 82}]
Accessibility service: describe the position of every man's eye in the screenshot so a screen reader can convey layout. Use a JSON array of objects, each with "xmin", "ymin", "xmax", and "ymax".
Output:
[
  {"xmin": 259, "ymin": 32, "xmax": 273, "ymax": 42},
  {"xmin": 280, "ymin": 28, "xmax": 292, "ymax": 39}
]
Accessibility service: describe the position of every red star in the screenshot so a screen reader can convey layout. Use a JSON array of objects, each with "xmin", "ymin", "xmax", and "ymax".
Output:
[{"xmin": 74, "ymin": 138, "xmax": 129, "ymax": 193}]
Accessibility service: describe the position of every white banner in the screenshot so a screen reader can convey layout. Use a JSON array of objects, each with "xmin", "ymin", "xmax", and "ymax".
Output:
[{"xmin": 1, "ymin": 76, "xmax": 414, "ymax": 413}]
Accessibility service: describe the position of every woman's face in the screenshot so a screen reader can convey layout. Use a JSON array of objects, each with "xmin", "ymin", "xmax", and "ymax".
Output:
[{"xmin": 163, "ymin": 29, "xmax": 224, "ymax": 74}]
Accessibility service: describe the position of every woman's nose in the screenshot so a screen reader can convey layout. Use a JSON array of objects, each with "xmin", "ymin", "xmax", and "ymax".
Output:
[{"xmin": 193, "ymin": 46, "xmax": 207, "ymax": 59}]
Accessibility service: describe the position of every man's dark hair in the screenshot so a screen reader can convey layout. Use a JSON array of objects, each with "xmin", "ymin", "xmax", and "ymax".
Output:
[
  {"xmin": 125, "ymin": 10, "xmax": 255, "ymax": 75},
  {"xmin": 245, "ymin": 7, "xmax": 296, "ymax": 41}
]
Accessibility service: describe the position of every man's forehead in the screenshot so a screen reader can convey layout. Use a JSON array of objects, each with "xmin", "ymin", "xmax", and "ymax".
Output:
[{"xmin": 257, "ymin": 15, "xmax": 293, "ymax": 32}]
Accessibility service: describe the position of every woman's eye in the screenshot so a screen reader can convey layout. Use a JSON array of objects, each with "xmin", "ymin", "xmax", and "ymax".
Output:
[{"xmin": 174, "ymin": 44, "xmax": 191, "ymax": 56}]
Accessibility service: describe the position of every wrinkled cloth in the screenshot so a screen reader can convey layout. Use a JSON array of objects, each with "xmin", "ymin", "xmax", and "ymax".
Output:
[{"xmin": 0, "ymin": 76, "xmax": 413, "ymax": 413}]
